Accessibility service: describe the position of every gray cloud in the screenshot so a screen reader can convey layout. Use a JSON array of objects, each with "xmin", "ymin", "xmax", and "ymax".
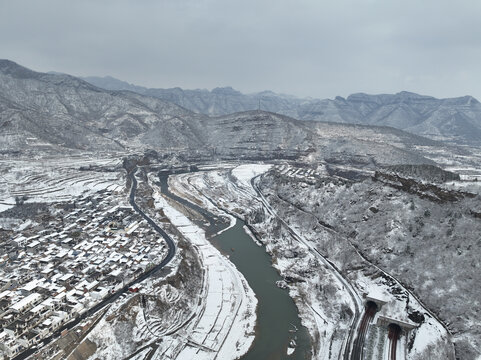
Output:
[{"xmin": 1, "ymin": 0, "xmax": 481, "ymax": 99}]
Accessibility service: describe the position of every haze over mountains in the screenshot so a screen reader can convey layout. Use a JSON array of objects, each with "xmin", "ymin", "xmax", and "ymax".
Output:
[
  {"xmin": 0, "ymin": 60, "xmax": 207, "ymax": 154},
  {"xmin": 0, "ymin": 58, "xmax": 477, "ymax": 172},
  {"xmin": 83, "ymin": 75, "xmax": 481, "ymax": 145}
]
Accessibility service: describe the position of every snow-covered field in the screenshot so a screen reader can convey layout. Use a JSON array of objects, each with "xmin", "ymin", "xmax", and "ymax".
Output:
[{"xmin": 0, "ymin": 156, "xmax": 123, "ymax": 212}]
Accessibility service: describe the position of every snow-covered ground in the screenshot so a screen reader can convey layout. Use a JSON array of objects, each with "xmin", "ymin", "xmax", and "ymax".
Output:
[
  {"xmin": 262, "ymin": 164, "xmax": 476, "ymax": 358},
  {"xmin": 0, "ymin": 156, "xmax": 123, "ymax": 212},
  {"xmin": 231, "ymin": 163, "xmax": 272, "ymax": 192},
  {"xmin": 168, "ymin": 163, "xmax": 456, "ymax": 360},
  {"xmin": 148, "ymin": 186, "xmax": 257, "ymax": 360},
  {"xmin": 80, "ymin": 169, "xmax": 256, "ymax": 360},
  {"xmin": 169, "ymin": 165, "xmax": 357, "ymax": 359},
  {"xmin": 2, "ymin": 157, "xmax": 470, "ymax": 359}
]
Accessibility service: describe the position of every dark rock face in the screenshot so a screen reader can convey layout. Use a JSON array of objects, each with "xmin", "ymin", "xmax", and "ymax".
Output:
[
  {"xmin": 372, "ymin": 172, "xmax": 472, "ymax": 203},
  {"xmin": 383, "ymin": 164, "xmax": 461, "ymax": 183}
]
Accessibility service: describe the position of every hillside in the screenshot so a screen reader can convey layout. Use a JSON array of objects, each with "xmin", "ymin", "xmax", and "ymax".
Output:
[
  {"xmin": 0, "ymin": 60, "xmax": 207, "ymax": 154},
  {"xmin": 83, "ymin": 75, "xmax": 481, "ymax": 145},
  {"xmin": 0, "ymin": 60, "xmax": 458, "ymax": 167}
]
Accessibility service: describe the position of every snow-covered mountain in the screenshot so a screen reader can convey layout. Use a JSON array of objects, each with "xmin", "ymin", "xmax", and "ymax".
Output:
[
  {"xmin": 0, "ymin": 59, "xmax": 460, "ymax": 167},
  {"xmin": 3, "ymin": 60, "xmax": 481, "ymax": 360},
  {"xmin": 0, "ymin": 60, "xmax": 207, "ymax": 154},
  {"xmin": 256, "ymin": 165, "xmax": 481, "ymax": 359},
  {"xmin": 83, "ymin": 75, "xmax": 481, "ymax": 145},
  {"xmin": 302, "ymin": 92, "xmax": 481, "ymax": 145}
]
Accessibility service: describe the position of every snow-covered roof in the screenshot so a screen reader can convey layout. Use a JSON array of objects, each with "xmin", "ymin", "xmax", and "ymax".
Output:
[
  {"xmin": 10, "ymin": 293, "xmax": 42, "ymax": 312},
  {"xmin": 0, "ymin": 290, "xmax": 12, "ymax": 299}
]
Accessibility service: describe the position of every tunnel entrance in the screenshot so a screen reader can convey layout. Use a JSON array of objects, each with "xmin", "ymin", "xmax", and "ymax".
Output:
[
  {"xmin": 388, "ymin": 323, "xmax": 402, "ymax": 340},
  {"xmin": 388, "ymin": 323, "xmax": 402, "ymax": 360},
  {"xmin": 350, "ymin": 301, "xmax": 379, "ymax": 359},
  {"xmin": 364, "ymin": 295, "xmax": 387, "ymax": 311},
  {"xmin": 365, "ymin": 301, "xmax": 378, "ymax": 314}
]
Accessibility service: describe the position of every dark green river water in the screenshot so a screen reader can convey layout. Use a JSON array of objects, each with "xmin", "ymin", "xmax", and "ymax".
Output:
[
  {"xmin": 159, "ymin": 174, "xmax": 312, "ymax": 359},
  {"xmin": 211, "ymin": 220, "xmax": 312, "ymax": 360}
]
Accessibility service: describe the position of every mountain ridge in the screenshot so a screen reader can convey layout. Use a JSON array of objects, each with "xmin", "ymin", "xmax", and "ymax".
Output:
[
  {"xmin": 0, "ymin": 59, "xmax": 463, "ymax": 167},
  {"xmin": 81, "ymin": 74, "xmax": 481, "ymax": 145}
]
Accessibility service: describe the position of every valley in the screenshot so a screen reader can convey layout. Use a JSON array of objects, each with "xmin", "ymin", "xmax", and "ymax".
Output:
[{"xmin": 1, "ymin": 60, "xmax": 481, "ymax": 360}]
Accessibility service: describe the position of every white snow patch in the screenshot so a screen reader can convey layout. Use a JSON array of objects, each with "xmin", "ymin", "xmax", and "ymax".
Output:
[
  {"xmin": 151, "ymin": 189, "xmax": 257, "ymax": 360},
  {"xmin": 231, "ymin": 163, "xmax": 272, "ymax": 194}
]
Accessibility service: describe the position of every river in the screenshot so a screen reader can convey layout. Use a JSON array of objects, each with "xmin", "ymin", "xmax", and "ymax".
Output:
[{"xmin": 158, "ymin": 174, "xmax": 312, "ymax": 359}]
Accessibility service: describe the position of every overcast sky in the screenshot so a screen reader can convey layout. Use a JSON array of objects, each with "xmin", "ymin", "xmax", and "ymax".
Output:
[{"xmin": 1, "ymin": 0, "xmax": 481, "ymax": 99}]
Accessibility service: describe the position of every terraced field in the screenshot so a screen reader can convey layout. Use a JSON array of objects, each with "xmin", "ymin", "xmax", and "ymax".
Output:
[{"xmin": 0, "ymin": 156, "xmax": 124, "ymax": 212}]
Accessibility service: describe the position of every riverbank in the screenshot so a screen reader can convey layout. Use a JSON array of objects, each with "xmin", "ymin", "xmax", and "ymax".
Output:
[
  {"xmin": 167, "ymin": 166, "xmax": 347, "ymax": 359},
  {"xmin": 151, "ymin": 185, "xmax": 258, "ymax": 360},
  {"xmin": 167, "ymin": 164, "xmax": 454, "ymax": 360},
  {"xmin": 165, "ymin": 166, "xmax": 313, "ymax": 359}
]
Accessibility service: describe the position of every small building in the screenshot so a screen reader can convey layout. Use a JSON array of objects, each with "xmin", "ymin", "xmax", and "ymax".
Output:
[{"xmin": 10, "ymin": 293, "xmax": 42, "ymax": 313}]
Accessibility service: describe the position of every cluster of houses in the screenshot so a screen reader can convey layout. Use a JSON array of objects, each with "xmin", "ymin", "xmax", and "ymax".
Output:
[
  {"xmin": 276, "ymin": 165, "xmax": 321, "ymax": 183},
  {"xmin": 0, "ymin": 191, "xmax": 168, "ymax": 358}
]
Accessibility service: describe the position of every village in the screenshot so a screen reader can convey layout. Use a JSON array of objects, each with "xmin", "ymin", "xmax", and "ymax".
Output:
[{"xmin": 0, "ymin": 189, "xmax": 168, "ymax": 358}]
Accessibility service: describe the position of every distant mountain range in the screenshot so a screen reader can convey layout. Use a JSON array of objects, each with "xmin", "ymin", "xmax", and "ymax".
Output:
[
  {"xmin": 0, "ymin": 59, "xmax": 470, "ymax": 167},
  {"xmin": 0, "ymin": 60, "xmax": 206, "ymax": 154},
  {"xmin": 82, "ymin": 75, "xmax": 481, "ymax": 145}
]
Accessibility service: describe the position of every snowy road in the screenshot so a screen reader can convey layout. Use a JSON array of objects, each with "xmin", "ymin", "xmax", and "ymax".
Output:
[
  {"xmin": 350, "ymin": 302, "xmax": 377, "ymax": 360},
  {"xmin": 387, "ymin": 324, "xmax": 401, "ymax": 360},
  {"xmin": 250, "ymin": 175, "xmax": 363, "ymax": 359},
  {"xmin": 128, "ymin": 168, "xmax": 176, "ymax": 268}
]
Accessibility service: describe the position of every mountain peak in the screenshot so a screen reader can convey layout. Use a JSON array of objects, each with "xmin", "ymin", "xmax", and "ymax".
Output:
[
  {"xmin": 75, "ymin": 67, "xmax": 481, "ymax": 145},
  {"xmin": 0, "ymin": 59, "xmax": 39, "ymax": 79},
  {"xmin": 0, "ymin": 59, "xmax": 18, "ymax": 67},
  {"xmin": 393, "ymin": 91, "xmax": 436, "ymax": 101},
  {"xmin": 441, "ymin": 94, "xmax": 480, "ymax": 106},
  {"xmin": 211, "ymin": 86, "xmax": 242, "ymax": 96},
  {"xmin": 345, "ymin": 92, "xmax": 380, "ymax": 102},
  {"xmin": 0, "ymin": 59, "xmax": 99, "ymax": 92}
]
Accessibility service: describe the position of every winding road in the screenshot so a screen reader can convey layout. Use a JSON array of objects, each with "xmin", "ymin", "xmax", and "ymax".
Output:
[
  {"xmin": 128, "ymin": 168, "xmax": 176, "ymax": 266},
  {"xmin": 249, "ymin": 175, "xmax": 362, "ymax": 360}
]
